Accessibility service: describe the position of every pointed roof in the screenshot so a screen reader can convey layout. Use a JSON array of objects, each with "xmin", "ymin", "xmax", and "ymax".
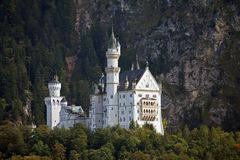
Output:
[
  {"xmin": 50, "ymin": 75, "xmax": 60, "ymax": 83},
  {"xmin": 145, "ymin": 61, "xmax": 149, "ymax": 70},
  {"xmin": 131, "ymin": 55, "xmax": 140, "ymax": 70},
  {"xmin": 98, "ymin": 73, "xmax": 105, "ymax": 85},
  {"xmin": 131, "ymin": 63, "xmax": 134, "ymax": 70},
  {"xmin": 118, "ymin": 69, "xmax": 145, "ymax": 90},
  {"xmin": 135, "ymin": 55, "xmax": 140, "ymax": 70},
  {"xmin": 61, "ymin": 97, "xmax": 67, "ymax": 103},
  {"xmin": 108, "ymin": 26, "xmax": 117, "ymax": 49}
]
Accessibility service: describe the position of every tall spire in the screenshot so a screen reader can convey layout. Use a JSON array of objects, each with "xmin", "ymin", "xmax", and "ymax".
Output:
[
  {"xmin": 131, "ymin": 63, "xmax": 134, "ymax": 70},
  {"xmin": 146, "ymin": 61, "xmax": 149, "ymax": 70},
  {"xmin": 108, "ymin": 25, "xmax": 117, "ymax": 49},
  {"xmin": 51, "ymin": 75, "xmax": 59, "ymax": 83},
  {"xmin": 125, "ymin": 75, "xmax": 129, "ymax": 89},
  {"xmin": 136, "ymin": 55, "xmax": 140, "ymax": 70}
]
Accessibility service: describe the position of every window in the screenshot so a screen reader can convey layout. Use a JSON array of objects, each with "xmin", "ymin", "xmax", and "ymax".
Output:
[
  {"xmin": 129, "ymin": 110, "xmax": 131, "ymax": 114},
  {"xmin": 153, "ymin": 95, "xmax": 156, "ymax": 98},
  {"xmin": 130, "ymin": 102, "xmax": 132, "ymax": 105},
  {"xmin": 121, "ymin": 111, "xmax": 124, "ymax": 115},
  {"xmin": 110, "ymin": 95, "xmax": 113, "ymax": 99},
  {"xmin": 137, "ymin": 109, "xmax": 139, "ymax": 113},
  {"xmin": 123, "ymin": 94, "xmax": 125, "ymax": 98},
  {"xmin": 120, "ymin": 95, "xmax": 121, "ymax": 98},
  {"xmin": 123, "ymin": 117, "xmax": 125, "ymax": 121},
  {"xmin": 138, "ymin": 94, "xmax": 142, "ymax": 97},
  {"xmin": 130, "ymin": 94, "xmax": 132, "ymax": 97},
  {"xmin": 129, "ymin": 117, "xmax": 132, "ymax": 120},
  {"xmin": 146, "ymin": 94, "xmax": 149, "ymax": 98},
  {"xmin": 120, "ymin": 118, "xmax": 122, "ymax": 122},
  {"xmin": 112, "ymin": 107, "xmax": 113, "ymax": 110}
]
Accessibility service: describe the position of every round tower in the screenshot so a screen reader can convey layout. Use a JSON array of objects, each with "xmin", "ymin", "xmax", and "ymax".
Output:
[
  {"xmin": 105, "ymin": 28, "xmax": 121, "ymax": 127},
  {"xmin": 48, "ymin": 75, "xmax": 61, "ymax": 97},
  {"xmin": 44, "ymin": 75, "xmax": 63, "ymax": 129}
]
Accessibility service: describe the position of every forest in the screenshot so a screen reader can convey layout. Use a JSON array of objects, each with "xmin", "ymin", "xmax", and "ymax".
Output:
[
  {"xmin": 0, "ymin": 122, "xmax": 240, "ymax": 159},
  {"xmin": 0, "ymin": 0, "xmax": 102, "ymax": 125},
  {"xmin": 0, "ymin": 0, "xmax": 240, "ymax": 159}
]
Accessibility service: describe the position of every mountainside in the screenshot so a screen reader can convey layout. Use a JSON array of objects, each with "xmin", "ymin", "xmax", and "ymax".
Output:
[
  {"xmin": 0, "ymin": 0, "xmax": 239, "ymax": 131},
  {"xmin": 73, "ymin": 0, "xmax": 240, "ymax": 131}
]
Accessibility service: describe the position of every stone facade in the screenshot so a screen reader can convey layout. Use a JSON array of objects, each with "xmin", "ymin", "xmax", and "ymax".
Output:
[{"xmin": 89, "ymin": 31, "xmax": 164, "ymax": 134}]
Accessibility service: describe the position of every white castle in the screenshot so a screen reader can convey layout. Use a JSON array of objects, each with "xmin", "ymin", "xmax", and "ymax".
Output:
[
  {"xmin": 44, "ymin": 30, "xmax": 164, "ymax": 134},
  {"xmin": 44, "ymin": 75, "xmax": 89, "ymax": 129}
]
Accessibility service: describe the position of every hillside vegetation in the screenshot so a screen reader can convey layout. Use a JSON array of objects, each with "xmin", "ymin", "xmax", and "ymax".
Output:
[
  {"xmin": 0, "ymin": 123, "xmax": 239, "ymax": 159},
  {"xmin": 0, "ymin": 0, "xmax": 240, "ymax": 131}
]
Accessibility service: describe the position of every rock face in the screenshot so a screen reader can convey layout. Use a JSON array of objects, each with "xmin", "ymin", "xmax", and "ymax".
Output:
[{"xmin": 73, "ymin": 0, "xmax": 240, "ymax": 131}]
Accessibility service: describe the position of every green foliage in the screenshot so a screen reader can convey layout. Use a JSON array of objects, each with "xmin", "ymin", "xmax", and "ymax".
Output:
[
  {"xmin": 52, "ymin": 143, "xmax": 66, "ymax": 160},
  {"xmin": 0, "ymin": 124, "xmax": 239, "ymax": 159},
  {"xmin": 31, "ymin": 140, "xmax": 50, "ymax": 156},
  {"xmin": 0, "ymin": 122, "xmax": 27, "ymax": 157},
  {"xmin": 0, "ymin": 0, "xmax": 79, "ymax": 126}
]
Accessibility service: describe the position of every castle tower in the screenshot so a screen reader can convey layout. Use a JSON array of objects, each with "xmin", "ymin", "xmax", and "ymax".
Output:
[
  {"xmin": 44, "ymin": 75, "xmax": 63, "ymax": 129},
  {"xmin": 105, "ymin": 28, "xmax": 121, "ymax": 127}
]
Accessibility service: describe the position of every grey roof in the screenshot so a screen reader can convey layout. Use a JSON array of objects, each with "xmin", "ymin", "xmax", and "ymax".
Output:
[
  {"xmin": 50, "ymin": 75, "xmax": 60, "ymax": 83},
  {"xmin": 61, "ymin": 97, "xmax": 67, "ymax": 103},
  {"xmin": 108, "ymin": 27, "xmax": 117, "ymax": 49},
  {"xmin": 95, "ymin": 69, "xmax": 145, "ymax": 93},
  {"xmin": 119, "ymin": 69, "xmax": 145, "ymax": 90}
]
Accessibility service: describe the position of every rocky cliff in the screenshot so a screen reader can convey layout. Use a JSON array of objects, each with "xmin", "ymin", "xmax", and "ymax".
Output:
[{"xmin": 73, "ymin": 0, "xmax": 240, "ymax": 131}]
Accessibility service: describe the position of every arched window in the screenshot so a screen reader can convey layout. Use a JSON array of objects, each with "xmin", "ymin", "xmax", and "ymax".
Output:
[{"xmin": 53, "ymin": 100, "xmax": 55, "ymax": 105}]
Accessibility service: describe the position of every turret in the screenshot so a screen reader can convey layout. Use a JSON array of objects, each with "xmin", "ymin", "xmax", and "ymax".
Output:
[
  {"xmin": 104, "ymin": 27, "xmax": 121, "ymax": 127},
  {"xmin": 48, "ymin": 75, "xmax": 61, "ymax": 97},
  {"xmin": 98, "ymin": 73, "xmax": 105, "ymax": 93},
  {"xmin": 44, "ymin": 75, "xmax": 63, "ymax": 129},
  {"xmin": 60, "ymin": 97, "xmax": 68, "ymax": 108},
  {"xmin": 124, "ymin": 76, "xmax": 129, "ymax": 89},
  {"xmin": 145, "ymin": 61, "xmax": 149, "ymax": 70}
]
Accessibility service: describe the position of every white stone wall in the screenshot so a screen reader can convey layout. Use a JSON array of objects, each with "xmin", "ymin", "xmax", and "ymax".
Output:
[
  {"xmin": 94, "ymin": 95, "xmax": 104, "ymax": 128},
  {"xmin": 89, "ymin": 70, "xmax": 164, "ymax": 134},
  {"xmin": 48, "ymin": 82, "xmax": 61, "ymax": 97},
  {"xmin": 59, "ymin": 107, "xmax": 89, "ymax": 128},
  {"xmin": 44, "ymin": 96, "xmax": 63, "ymax": 129},
  {"xmin": 134, "ymin": 90, "xmax": 163, "ymax": 134},
  {"xmin": 105, "ymin": 43, "xmax": 120, "ymax": 127},
  {"xmin": 107, "ymin": 58, "xmax": 118, "ymax": 67},
  {"xmin": 118, "ymin": 91, "xmax": 134, "ymax": 128}
]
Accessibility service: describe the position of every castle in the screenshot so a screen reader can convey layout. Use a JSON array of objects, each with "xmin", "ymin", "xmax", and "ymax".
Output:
[{"xmin": 44, "ymin": 30, "xmax": 164, "ymax": 134}]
